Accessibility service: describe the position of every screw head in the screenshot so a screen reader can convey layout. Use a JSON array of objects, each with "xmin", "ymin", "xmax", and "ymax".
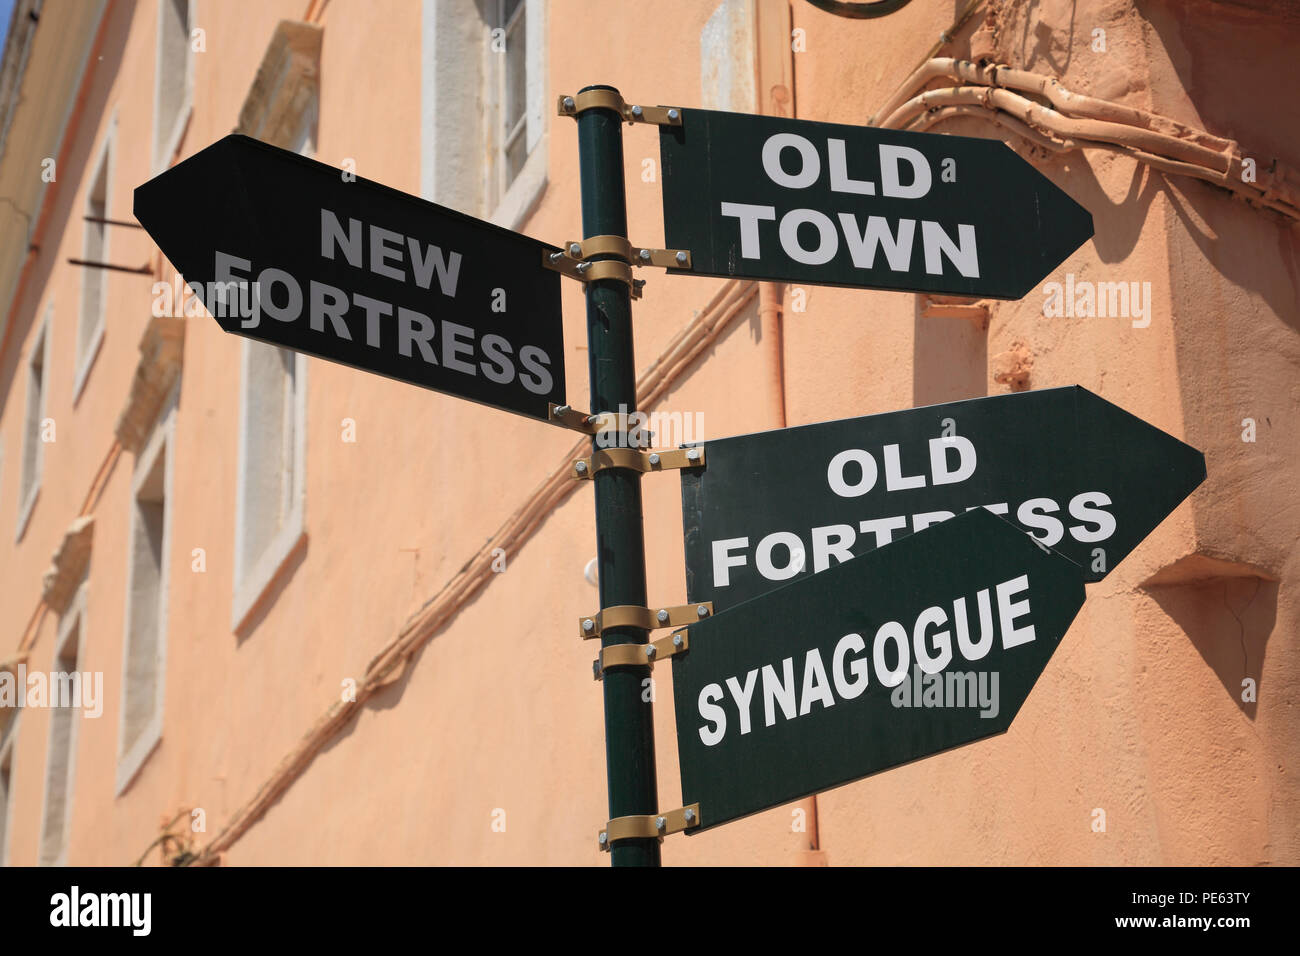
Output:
[
  {"xmin": 576, "ymin": 460, "xmax": 588, "ymax": 474},
  {"xmin": 631, "ymin": 104, "xmax": 643, "ymax": 117},
  {"xmin": 639, "ymin": 249, "xmax": 651, "ymax": 261},
  {"xmin": 675, "ymin": 251, "xmax": 688, "ymax": 265},
  {"xmin": 576, "ymin": 261, "xmax": 591, "ymax": 273},
  {"xmin": 684, "ymin": 808, "xmax": 696, "ymax": 824},
  {"xmin": 549, "ymin": 251, "xmax": 564, "ymax": 263},
  {"xmin": 656, "ymin": 608, "xmax": 669, "ymax": 623},
  {"xmin": 697, "ymin": 605, "xmax": 709, "ymax": 618},
  {"xmin": 582, "ymin": 618, "xmax": 594, "ymax": 632},
  {"xmin": 673, "ymin": 633, "xmax": 683, "ymax": 648},
  {"xmin": 598, "ymin": 831, "xmax": 608, "ymax": 845},
  {"xmin": 655, "ymin": 816, "xmax": 666, "ymax": 831},
  {"xmin": 686, "ymin": 447, "xmax": 700, "ymax": 461},
  {"xmin": 648, "ymin": 452, "xmax": 661, "ymax": 465},
  {"xmin": 563, "ymin": 96, "xmax": 575, "ymax": 110},
  {"xmin": 569, "ymin": 242, "xmax": 582, "ymax": 256},
  {"xmin": 645, "ymin": 644, "xmax": 656, "ymax": 659},
  {"xmin": 667, "ymin": 108, "xmax": 680, "ymax": 121}
]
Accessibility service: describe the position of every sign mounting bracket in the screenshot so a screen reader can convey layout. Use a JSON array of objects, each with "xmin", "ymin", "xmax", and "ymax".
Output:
[
  {"xmin": 557, "ymin": 91, "xmax": 683, "ymax": 127},
  {"xmin": 543, "ymin": 249, "xmax": 642, "ymax": 298},
  {"xmin": 598, "ymin": 804, "xmax": 701, "ymax": 851},
  {"xmin": 579, "ymin": 603, "xmax": 711, "ymax": 640},
  {"xmin": 547, "ymin": 404, "xmax": 653, "ymax": 448},
  {"xmin": 571, "ymin": 445, "xmax": 704, "ymax": 478},
  {"xmin": 592, "ymin": 629, "xmax": 690, "ymax": 681}
]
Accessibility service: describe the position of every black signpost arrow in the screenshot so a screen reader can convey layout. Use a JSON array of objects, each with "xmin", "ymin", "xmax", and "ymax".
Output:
[
  {"xmin": 673, "ymin": 506, "xmax": 1087, "ymax": 833},
  {"xmin": 659, "ymin": 108, "xmax": 1094, "ymax": 299},
  {"xmin": 682, "ymin": 386, "xmax": 1206, "ymax": 612},
  {"xmin": 134, "ymin": 134, "xmax": 566, "ymax": 422}
]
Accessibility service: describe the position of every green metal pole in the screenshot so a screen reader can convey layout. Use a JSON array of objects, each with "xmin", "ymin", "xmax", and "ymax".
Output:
[{"xmin": 576, "ymin": 84, "xmax": 661, "ymax": 867}]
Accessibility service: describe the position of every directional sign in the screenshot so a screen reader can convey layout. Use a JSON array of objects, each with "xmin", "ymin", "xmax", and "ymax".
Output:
[
  {"xmin": 681, "ymin": 386, "xmax": 1205, "ymax": 612},
  {"xmin": 134, "ymin": 135, "xmax": 565, "ymax": 422},
  {"xmin": 659, "ymin": 109, "xmax": 1093, "ymax": 299},
  {"xmin": 673, "ymin": 506, "xmax": 1086, "ymax": 832}
]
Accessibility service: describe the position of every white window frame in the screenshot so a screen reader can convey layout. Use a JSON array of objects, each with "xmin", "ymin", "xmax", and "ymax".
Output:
[
  {"xmin": 15, "ymin": 304, "xmax": 52, "ymax": 542},
  {"xmin": 74, "ymin": 113, "xmax": 117, "ymax": 403},
  {"xmin": 152, "ymin": 0, "xmax": 195, "ymax": 174},
  {"xmin": 486, "ymin": 0, "xmax": 548, "ymax": 229},
  {"xmin": 38, "ymin": 581, "xmax": 88, "ymax": 866},
  {"xmin": 116, "ymin": 389, "xmax": 177, "ymax": 796},
  {"xmin": 229, "ymin": 104, "xmax": 313, "ymax": 633},
  {"xmin": 231, "ymin": 345, "xmax": 307, "ymax": 632},
  {"xmin": 0, "ymin": 713, "xmax": 18, "ymax": 867}
]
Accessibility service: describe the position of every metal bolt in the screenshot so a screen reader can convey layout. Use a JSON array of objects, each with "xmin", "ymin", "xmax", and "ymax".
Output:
[
  {"xmin": 576, "ymin": 261, "xmax": 591, "ymax": 273},
  {"xmin": 645, "ymin": 644, "xmax": 656, "ymax": 659},
  {"xmin": 673, "ymin": 633, "xmax": 683, "ymax": 648},
  {"xmin": 549, "ymin": 251, "xmax": 564, "ymax": 262},
  {"xmin": 655, "ymin": 816, "xmax": 666, "ymax": 831},
  {"xmin": 686, "ymin": 447, "xmax": 701, "ymax": 461},
  {"xmin": 675, "ymin": 251, "xmax": 688, "ymax": 265},
  {"xmin": 582, "ymin": 618, "xmax": 595, "ymax": 632},
  {"xmin": 569, "ymin": 242, "xmax": 582, "ymax": 257},
  {"xmin": 592, "ymin": 660, "xmax": 601, "ymax": 679},
  {"xmin": 684, "ymin": 808, "xmax": 696, "ymax": 824},
  {"xmin": 697, "ymin": 605, "xmax": 709, "ymax": 618},
  {"xmin": 639, "ymin": 249, "xmax": 651, "ymax": 262},
  {"xmin": 656, "ymin": 608, "xmax": 669, "ymax": 623},
  {"xmin": 667, "ymin": 108, "xmax": 680, "ymax": 121},
  {"xmin": 576, "ymin": 460, "xmax": 588, "ymax": 474},
  {"xmin": 631, "ymin": 104, "xmax": 643, "ymax": 118},
  {"xmin": 648, "ymin": 452, "xmax": 661, "ymax": 466},
  {"xmin": 598, "ymin": 831, "xmax": 608, "ymax": 845},
  {"xmin": 563, "ymin": 96, "xmax": 575, "ymax": 111}
]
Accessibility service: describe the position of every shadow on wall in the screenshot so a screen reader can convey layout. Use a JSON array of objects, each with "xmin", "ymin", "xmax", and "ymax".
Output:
[
  {"xmin": 1143, "ymin": 0, "xmax": 1300, "ymax": 333},
  {"xmin": 1142, "ymin": 557, "xmax": 1279, "ymax": 721},
  {"xmin": 911, "ymin": 293, "xmax": 987, "ymax": 407}
]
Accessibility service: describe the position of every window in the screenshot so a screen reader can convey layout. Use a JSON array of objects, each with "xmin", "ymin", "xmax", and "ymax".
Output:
[
  {"xmin": 39, "ymin": 584, "xmax": 87, "ymax": 866},
  {"xmin": 419, "ymin": 0, "xmax": 547, "ymax": 228},
  {"xmin": 485, "ymin": 0, "xmax": 547, "ymax": 226},
  {"xmin": 118, "ymin": 397, "xmax": 175, "ymax": 794},
  {"xmin": 233, "ymin": 341, "xmax": 306, "ymax": 631},
  {"xmin": 153, "ymin": 0, "xmax": 194, "ymax": 172},
  {"xmin": 16, "ymin": 305, "xmax": 51, "ymax": 541},
  {"xmin": 231, "ymin": 116, "xmax": 311, "ymax": 632},
  {"xmin": 75, "ymin": 118, "xmax": 116, "ymax": 400},
  {"xmin": 0, "ymin": 716, "xmax": 16, "ymax": 866},
  {"xmin": 495, "ymin": 0, "xmax": 527, "ymax": 192}
]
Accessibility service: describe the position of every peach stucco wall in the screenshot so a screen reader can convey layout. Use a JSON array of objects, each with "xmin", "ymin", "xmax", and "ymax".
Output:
[{"xmin": 0, "ymin": 0, "xmax": 1294, "ymax": 866}]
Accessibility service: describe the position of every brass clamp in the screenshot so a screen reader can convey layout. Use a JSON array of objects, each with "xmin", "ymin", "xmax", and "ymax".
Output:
[
  {"xmin": 542, "ymin": 249, "xmax": 641, "ymax": 299},
  {"xmin": 548, "ymin": 403, "xmax": 597, "ymax": 433},
  {"xmin": 592, "ymin": 629, "xmax": 690, "ymax": 680},
  {"xmin": 563, "ymin": 236, "xmax": 693, "ymax": 271},
  {"xmin": 547, "ymin": 404, "xmax": 654, "ymax": 448},
  {"xmin": 571, "ymin": 445, "xmax": 704, "ymax": 479},
  {"xmin": 599, "ymin": 804, "xmax": 701, "ymax": 850},
  {"xmin": 579, "ymin": 603, "xmax": 712, "ymax": 641},
  {"xmin": 557, "ymin": 91, "xmax": 683, "ymax": 127}
]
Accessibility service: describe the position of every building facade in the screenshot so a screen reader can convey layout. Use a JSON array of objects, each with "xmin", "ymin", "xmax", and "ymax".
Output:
[{"xmin": 0, "ymin": 0, "xmax": 1295, "ymax": 865}]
